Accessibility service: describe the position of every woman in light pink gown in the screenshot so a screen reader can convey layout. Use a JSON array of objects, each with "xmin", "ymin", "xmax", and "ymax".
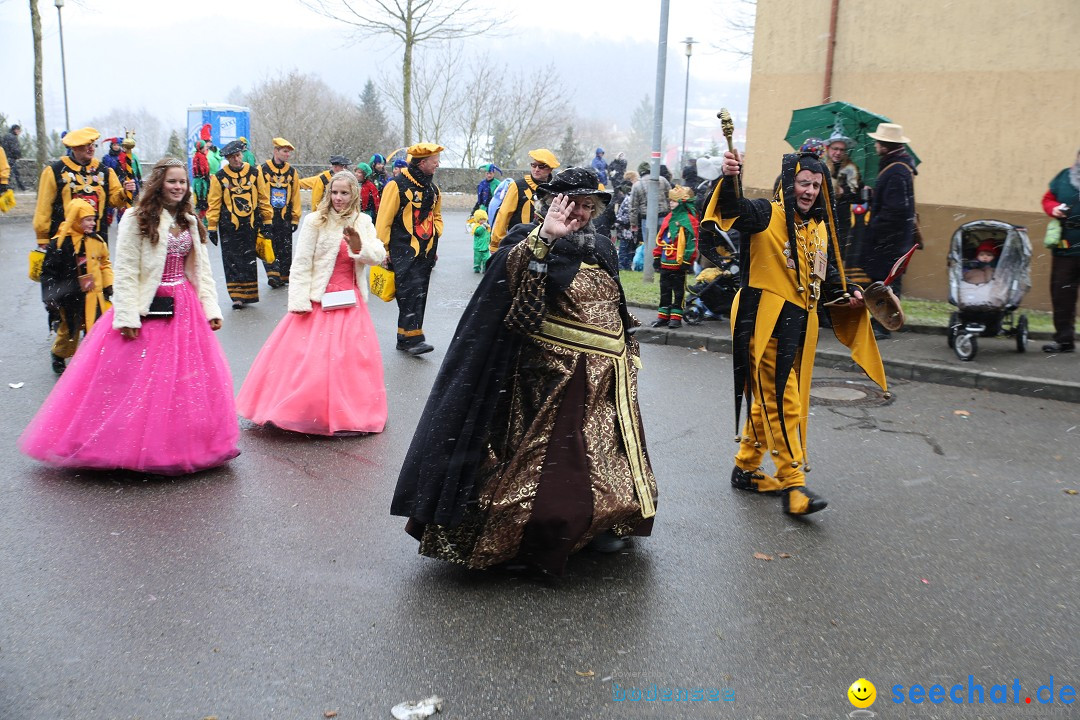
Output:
[
  {"xmin": 19, "ymin": 158, "xmax": 239, "ymax": 475},
  {"xmin": 236, "ymin": 171, "xmax": 388, "ymax": 435}
]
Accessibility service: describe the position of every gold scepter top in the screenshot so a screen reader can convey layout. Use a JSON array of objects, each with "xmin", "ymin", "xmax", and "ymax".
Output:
[{"xmin": 717, "ymin": 108, "xmax": 742, "ymax": 198}]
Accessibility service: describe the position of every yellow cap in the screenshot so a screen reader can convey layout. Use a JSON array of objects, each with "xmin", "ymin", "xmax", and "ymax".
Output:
[
  {"xmin": 272, "ymin": 137, "xmax": 295, "ymax": 150},
  {"xmin": 407, "ymin": 142, "xmax": 445, "ymax": 158},
  {"xmin": 62, "ymin": 127, "xmax": 101, "ymax": 147},
  {"xmin": 528, "ymin": 148, "xmax": 560, "ymax": 169}
]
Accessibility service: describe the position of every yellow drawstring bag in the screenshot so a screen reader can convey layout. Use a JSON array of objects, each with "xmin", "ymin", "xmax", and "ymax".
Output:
[
  {"xmin": 255, "ymin": 232, "xmax": 275, "ymax": 264},
  {"xmin": 369, "ymin": 264, "xmax": 395, "ymax": 302},
  {"xmin": 28, "ymin": 247, "xmax": 46, "ymax": 282}
]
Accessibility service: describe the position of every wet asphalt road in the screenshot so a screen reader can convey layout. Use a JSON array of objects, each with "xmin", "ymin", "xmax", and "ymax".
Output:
[{"xmin": 1, "ymin": 212, "xmax": 1078, "ymax": 719}]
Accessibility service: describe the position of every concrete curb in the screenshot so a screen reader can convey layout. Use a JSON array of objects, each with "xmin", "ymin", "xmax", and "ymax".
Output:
[{"xmin": 628, "ymin": 304, "xmax": 1080, "ymax": 404}]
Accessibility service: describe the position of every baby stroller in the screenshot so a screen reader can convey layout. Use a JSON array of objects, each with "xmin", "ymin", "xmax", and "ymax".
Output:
[
  {"xmin": 684, "ymin": 227, "xmax": 741, "ymax": 324},
  {"xmin": 946, "ymin": 220, "xmax": 1032, "ymax": 361}
]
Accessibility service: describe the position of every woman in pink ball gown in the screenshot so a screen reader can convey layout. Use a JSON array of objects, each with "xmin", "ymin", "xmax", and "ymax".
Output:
[
  {"xmin": 236, "ymin": 171, "xmax": 388, "ymax": 435},
  {"xmin": 19, "ymin": 158, "xmax": 240, "ymax": 475}
]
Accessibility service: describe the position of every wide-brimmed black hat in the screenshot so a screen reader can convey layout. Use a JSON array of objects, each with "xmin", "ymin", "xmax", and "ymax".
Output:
[
  {"xmin": 221, "ymin": 140, "xmax": 244, "ymax": 157},
  {"xmin": 329, "ymin": 155, "xmax": 350, "ymax": 166},
  {"xmin": 535, "ymin": 167, "xmax": 612, "ymax": 203}
]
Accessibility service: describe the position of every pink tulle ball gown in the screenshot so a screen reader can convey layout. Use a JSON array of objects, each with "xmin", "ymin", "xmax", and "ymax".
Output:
[
  {"xmin": 19, "ymin": 229, "xmax": 240, "ymax": 475},
  {"xmin": 236, "ymin": 240, "xmax": 387, "ymax": 435}
]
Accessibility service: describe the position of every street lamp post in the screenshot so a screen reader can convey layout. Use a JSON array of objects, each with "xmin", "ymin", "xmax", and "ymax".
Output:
[
  {"xmin": 55, "ymin": 0, "xmax": 70, "ymax": 131},
  {"xmin": 680, "ymin": 37, "xmax": 696, "ymax": 173}
]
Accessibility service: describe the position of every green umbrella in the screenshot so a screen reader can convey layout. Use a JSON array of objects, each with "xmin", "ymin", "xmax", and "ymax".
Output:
[{"xmin": 784, "ymin": 101, "xmax": 920, "ymax": 188}]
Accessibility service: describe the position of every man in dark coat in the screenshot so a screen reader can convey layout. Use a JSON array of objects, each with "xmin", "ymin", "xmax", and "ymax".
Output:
[
  {"xmin": 2, "ymin": 124, "xmax": 25, "ymax": 190},
  {"xmin": 865, "ymin": 123, "xmax": 917, "ymax": 338}
]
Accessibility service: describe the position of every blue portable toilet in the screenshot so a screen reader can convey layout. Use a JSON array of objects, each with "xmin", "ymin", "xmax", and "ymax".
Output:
[{"xmin": 186, "ymin": 103, "xmax": 251, "ymax": 159}]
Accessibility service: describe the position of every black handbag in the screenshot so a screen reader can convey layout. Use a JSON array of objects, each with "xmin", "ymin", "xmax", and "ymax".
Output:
[{"xmin": 146, "ymin": 296, "xmax": 175, "ymax": 318}]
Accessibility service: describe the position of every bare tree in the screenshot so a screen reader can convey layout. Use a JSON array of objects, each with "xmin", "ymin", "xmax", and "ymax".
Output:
[
  {"xmin": 30, "ymin": 0, "xmax": 47, "ymax": 168},
  {"xmin": 299, "ymin": 0, "xmax": 505, "ymax": 146},
  {"xmin": 715, "ymin": 0, "xmax": 757, "ymax": 61},
  {"xmin": 86, "ymin": 107, "xmax": 168, "ymax": 160},
  {"xmin": 241, "ymin": 70, "xmax": 392, "ymax": 165},
  {"xmin": 453, "ymin": 53, "xmax": 502, "ymax": 168},
  {"xmin": 488, "ymin": 65, "xmax": 571, "ymax": 168},
  {"xmin": 382, "ymin": 41, "xmax": 464, "ymax": 146}
]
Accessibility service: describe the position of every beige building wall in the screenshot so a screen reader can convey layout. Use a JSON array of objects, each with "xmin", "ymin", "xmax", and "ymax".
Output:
[{"xmin": 743, "ymin": 0, "xmax": 1080, "ymax": 309}]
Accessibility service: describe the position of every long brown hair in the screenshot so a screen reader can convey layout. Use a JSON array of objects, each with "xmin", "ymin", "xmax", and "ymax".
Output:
[{"xmin": 134, "ymin": 157, "xmax": 208, "ymax": 244}]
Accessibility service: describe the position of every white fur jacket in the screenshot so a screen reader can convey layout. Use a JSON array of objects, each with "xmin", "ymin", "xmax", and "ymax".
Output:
[
  {"xmin": 288, "ymin": 210, "xmax": 386, "ymax": 312},
  {"xmin": 112, "ymin": 210, "xmax": 223, "ymax": 329}
]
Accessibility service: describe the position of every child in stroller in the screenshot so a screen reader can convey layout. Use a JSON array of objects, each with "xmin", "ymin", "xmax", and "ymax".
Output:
[
  {"xmin": 683, "ymin": 225, "xmax": 740, "ymax": 325},
  {"xmin": 946, "ymin": 220, "xmax": 1033, "ymax": 361}
]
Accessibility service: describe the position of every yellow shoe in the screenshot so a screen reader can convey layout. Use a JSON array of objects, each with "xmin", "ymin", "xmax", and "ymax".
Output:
[{"xmin": 782, "ymin": 485, "xmax": 828, "ymax": 516}]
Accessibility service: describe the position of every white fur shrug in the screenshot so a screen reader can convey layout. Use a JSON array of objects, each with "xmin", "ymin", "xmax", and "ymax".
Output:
[
  {"xmin": 112, "ymin": 210, "xmax": 223, "ymax": 329},
  {"xmin": 287, "ymin": 210, "xmax": 385, "ymax": 312}
]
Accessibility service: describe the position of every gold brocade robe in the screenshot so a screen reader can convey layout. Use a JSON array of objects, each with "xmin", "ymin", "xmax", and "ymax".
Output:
[{"xmin": 418, "ymin": 241, "xmax": 657, "ymax": 570}]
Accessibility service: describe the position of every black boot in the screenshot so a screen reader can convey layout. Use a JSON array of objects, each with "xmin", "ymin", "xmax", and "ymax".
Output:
[
  {"xmin": 50, "ymin": 353, "xmax": 66, "ymax": 375},
  {"xmin": 586, "ymin": 530, "xmax": 629, "ymax": 553},
  {"xmin": 397, "ymin": 341, "xmax": 434, "ymax": 356},
  {"xmin": 730, "ymin": 466, "xmax": 782, "ymax": 495},
  {"xmin": 1042, "ymin": 341, "xmax": 1075, "ymax": 353}
]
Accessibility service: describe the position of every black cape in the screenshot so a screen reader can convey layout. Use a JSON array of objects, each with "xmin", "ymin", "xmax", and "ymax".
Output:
[{"xmin": 390, "ymin": 222, "xmax": 633, "ymax": 528}]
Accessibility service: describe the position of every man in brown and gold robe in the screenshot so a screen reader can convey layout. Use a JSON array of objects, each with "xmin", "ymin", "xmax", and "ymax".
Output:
[{"xmin": 392, "ymin": 168, "xmax": 657, "ymax": 576}]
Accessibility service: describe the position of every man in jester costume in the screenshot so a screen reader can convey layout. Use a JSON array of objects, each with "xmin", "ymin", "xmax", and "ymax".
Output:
[{"xmin": 704, "ymin": 149, "xmax": 887, "ymax": 516}]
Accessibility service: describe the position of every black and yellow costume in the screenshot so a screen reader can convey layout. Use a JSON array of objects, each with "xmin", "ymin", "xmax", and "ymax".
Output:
[
  {"xmin": 257, "ymin": 159, "xmax": 301, "ymax": 285},
  {"xmin": 39, "ymin": 200, "xmax": 113, "ymax": 367},
  {"xmin": 375, "ymin": 166, "xmax": 443, "ymax": 347},
  {"xmin": 33, "ymin": 156, "xmax": 129, "ymax": 244},
  {"xmin": 208, "ymin": 162, "xmax": 261, "ymax": 304},
  {"xmin": 300, "ymin": 169, "xmax": 333, "ymax": 212},
  {"xmin": 704, "ymin": 152, "xmax": 886, "ymax": 515},
  {"xmin": 489, "ymin": 175, "xmax": 541, "ymax": 253}
]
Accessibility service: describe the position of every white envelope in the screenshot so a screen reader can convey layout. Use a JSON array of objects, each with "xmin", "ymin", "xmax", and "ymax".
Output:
[{"xmin": 321, "ymin": 289, "xmax": 357, "ymax": 310}]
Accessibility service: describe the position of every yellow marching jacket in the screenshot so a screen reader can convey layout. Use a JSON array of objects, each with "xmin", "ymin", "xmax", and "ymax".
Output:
[
  {"xmin": 207, "ymin": 162, "xmax": 260, "ymax": 232},
  {"xmin": 33, "ymin": 156, "xmax": 129, "ymax": 242},
  {"xmin": 257, "ymin": 160, "xmax": 301, "ymax": 226},
  {"xmin": 490, "ymin": 175, "xmax": 540, "ymax": 252},
  {"xmin": 375, "ymin": 169, "xmax": 443, "ymax": 257},
  {"xmin": 300, "ymin": 170, "xmax": 333, "ymax": 212}
]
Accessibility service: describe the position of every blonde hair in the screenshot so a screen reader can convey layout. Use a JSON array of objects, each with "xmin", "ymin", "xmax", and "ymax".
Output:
[{"xmin": 312, "ymin": 171, "xmax": 361, "ymax": 226}]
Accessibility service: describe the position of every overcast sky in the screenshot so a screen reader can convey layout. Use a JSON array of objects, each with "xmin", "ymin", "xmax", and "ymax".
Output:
[{"xmin": 0, "ymin": 0, "xmax": 752, "ymax": 153}]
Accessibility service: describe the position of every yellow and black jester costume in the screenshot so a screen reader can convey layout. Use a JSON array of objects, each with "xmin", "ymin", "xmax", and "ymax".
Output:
[
  {"xmin": 375, "ymin": 143, "xmax": 444, "ymax": 352},
  {"xmin": 207, "ymin": 142, "xmax": 261, "ymax": 306},
  {"xmin": 704, "ymin": 152, "xmax": 887, "ymax": 515}
]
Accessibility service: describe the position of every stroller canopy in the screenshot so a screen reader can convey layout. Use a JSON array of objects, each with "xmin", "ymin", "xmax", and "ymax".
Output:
[{"xmin": 947, "ymin": 220, "xmax": 1031, "ymax": 309}]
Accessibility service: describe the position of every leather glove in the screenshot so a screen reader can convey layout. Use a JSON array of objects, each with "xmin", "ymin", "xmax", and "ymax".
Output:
[
  {"xmin": 208, "ymin": 230, "xmax": 219, "ymax": 245},
  {"xmin": 291, "ymin": 224, "xmax": 298, "ymax": 234},
  {"xmin": 653, "ymin": 258, "xmax": 661, "ymax": 271},
  {"xmin": 103, "ymin": 286, "xmax": 113, "ymax": 301}
]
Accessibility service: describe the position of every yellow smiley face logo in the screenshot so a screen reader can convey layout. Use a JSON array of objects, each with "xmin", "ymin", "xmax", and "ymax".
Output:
[{"xmin": 848, "ymin": 678, "xmax": 876, "ymax": 708}]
